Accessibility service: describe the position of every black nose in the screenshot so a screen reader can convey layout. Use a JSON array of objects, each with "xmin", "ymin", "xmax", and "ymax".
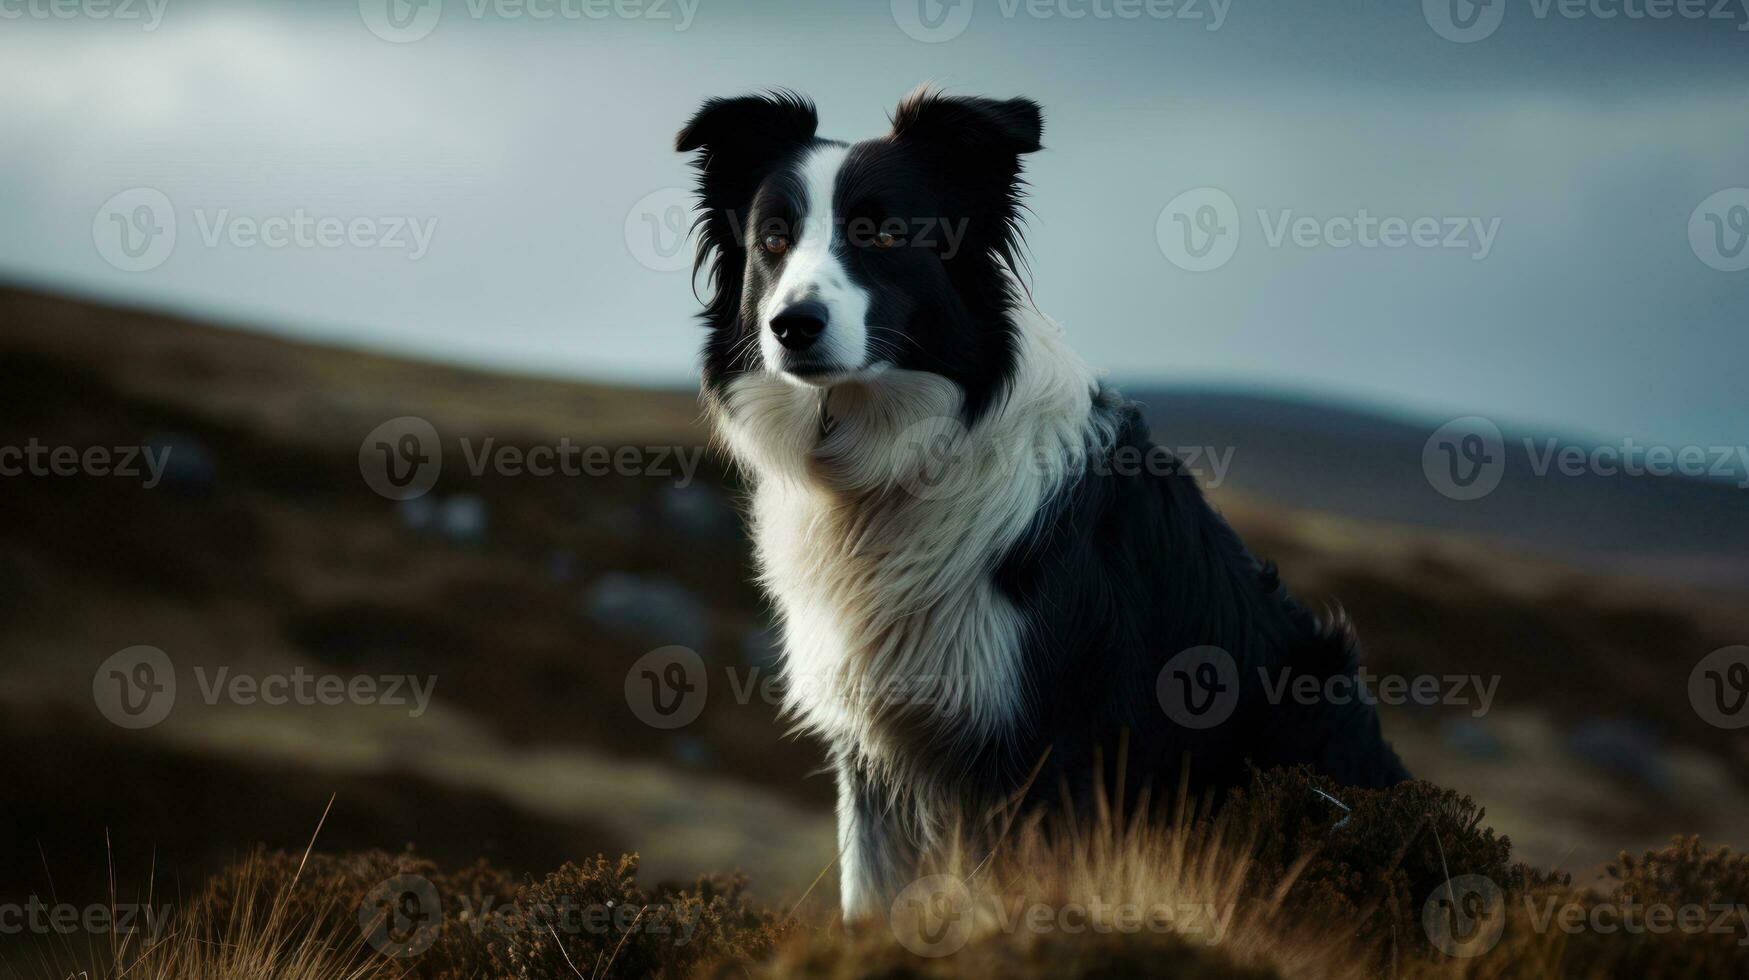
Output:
[{"xmin": 770, "ymin": 301, "xmax": 828, "ymax": 351}]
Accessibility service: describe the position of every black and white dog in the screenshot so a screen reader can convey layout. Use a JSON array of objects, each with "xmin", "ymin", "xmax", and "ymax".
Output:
[{"xmin": 677, "ymin": 90, "xmax": 1408, "ymax": 918}]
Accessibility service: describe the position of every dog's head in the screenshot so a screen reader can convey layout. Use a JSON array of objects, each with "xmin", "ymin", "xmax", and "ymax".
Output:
[{"xmin": 677, "ymin": 89, "xmax": 1043, "ymax": 425}]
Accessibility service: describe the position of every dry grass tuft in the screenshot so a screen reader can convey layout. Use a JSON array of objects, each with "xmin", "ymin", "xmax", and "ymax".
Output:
[
  {"xmin": 13, "ymin": 772, "xmax": 1747, "ymax": 979},
  {"xmin": 752, "ymin": 768, "xmax": 1749, "ymax": 979},
  {"xmin": 14, "ymin": 851, "xmax": 398, "ymax": 980}
]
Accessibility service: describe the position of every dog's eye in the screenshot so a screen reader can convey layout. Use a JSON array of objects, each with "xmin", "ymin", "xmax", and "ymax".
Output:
[
  {"xmin": 872, "ymin": 232, "xmax": 902, "ymax": 249},
  {"xmin": 761, "ymin": 234, "xmax": 791, "ymax": 255}
]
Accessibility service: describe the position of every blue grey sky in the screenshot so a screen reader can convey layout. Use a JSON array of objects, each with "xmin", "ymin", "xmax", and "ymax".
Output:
[{"xmin": 1, "ymin": 0, "xmax": 1744, "ymax": 447}]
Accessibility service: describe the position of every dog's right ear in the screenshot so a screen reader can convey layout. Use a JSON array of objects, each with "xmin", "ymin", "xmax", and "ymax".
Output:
[
  {"xmin": 676, "ymin": 91, "xmax": 818, "ymax": 215},
  {"xmin": 676, "ymin": 92, "xmax": 817, "ymax": 331}
]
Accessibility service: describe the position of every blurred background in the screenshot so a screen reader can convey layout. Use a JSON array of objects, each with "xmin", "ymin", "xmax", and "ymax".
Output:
[{"xmin": 1, "ymin": 0, "xmax": 1746, "ymax": 934}]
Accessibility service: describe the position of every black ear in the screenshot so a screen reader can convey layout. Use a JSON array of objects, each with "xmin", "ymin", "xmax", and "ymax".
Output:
[
  {"xmin": 888, "ymin": 90, "xmax": 1043, "ymax": 276},
  {"xmin": 676, "ymin": 92, "xmax": 818, "ymax": 327},
  {"xmin": 676, "ymin": 91, "xmax": 819, "ymax": 211},
  {"xmin": 889, "ymin": 90, "xmax": 1043, "ymax": 158}
]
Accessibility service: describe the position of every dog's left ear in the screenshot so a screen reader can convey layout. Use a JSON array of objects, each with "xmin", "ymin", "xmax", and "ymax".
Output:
[
  {"xmin": 889, "ymin": 90, "xmax": 1043, "ymax": 158},
  {"xmin": 889, "ymin": 90, "xmax": 1042, "ymax": 269}
]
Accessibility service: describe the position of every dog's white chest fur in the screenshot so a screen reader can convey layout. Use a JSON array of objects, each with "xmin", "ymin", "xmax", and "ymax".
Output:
[
  {"xmin": 749, "ymin": 448, "xmax": 1030, "ymax": 761},
  {"xmin": 713, "ymin": 311, "xmax": 1108, "ymax": 772}
]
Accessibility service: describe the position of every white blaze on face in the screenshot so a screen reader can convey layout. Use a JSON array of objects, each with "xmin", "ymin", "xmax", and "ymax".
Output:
[{"xmin": 755, "ymin": 144, "xmax": 871, "ymax": 383}]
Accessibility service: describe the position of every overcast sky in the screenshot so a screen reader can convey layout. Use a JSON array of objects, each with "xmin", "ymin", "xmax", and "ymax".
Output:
[{"xmin": 1, "ymin": 0, "xmax": 1745, "ymax": 447}]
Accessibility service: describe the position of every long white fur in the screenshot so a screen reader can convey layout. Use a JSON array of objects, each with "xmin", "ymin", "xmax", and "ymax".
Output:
[{"xmin": 712, "ymin": 301, "xmax": 1114, "ymax": 913}]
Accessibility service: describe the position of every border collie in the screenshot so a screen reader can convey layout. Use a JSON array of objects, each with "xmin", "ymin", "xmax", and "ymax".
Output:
[{"xmin": 676, "ymin": 89, "xmax": 1408, "ymax": 918}]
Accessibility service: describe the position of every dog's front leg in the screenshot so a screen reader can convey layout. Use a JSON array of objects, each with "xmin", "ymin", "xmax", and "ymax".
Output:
[{"xmin": 835, "ymin": 762, "xmax": 919, "ymax": 920}]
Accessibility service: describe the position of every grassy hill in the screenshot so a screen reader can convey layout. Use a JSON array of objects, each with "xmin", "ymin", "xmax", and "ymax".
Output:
[{"xmin": 2, "ymin": 284, "xmax": 1746, "ymax": 976}]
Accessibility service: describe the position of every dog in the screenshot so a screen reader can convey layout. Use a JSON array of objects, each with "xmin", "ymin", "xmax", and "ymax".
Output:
[{"xmin": 677, "ymin": 89, "xmax": 1409, "ymax": 918}]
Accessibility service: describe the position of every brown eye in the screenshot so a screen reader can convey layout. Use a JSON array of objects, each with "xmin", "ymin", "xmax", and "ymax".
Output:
[
  {"xmin": 873, "ymin": 232, "xmax": 901, "ymax": 249},
  {"xmin": 762, "ymin": 234, "xmax": 791, "ymax": 255}
]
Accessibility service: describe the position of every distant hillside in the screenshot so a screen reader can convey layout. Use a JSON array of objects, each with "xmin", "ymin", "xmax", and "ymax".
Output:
[
  {"xmin": 1127, "ymin": 387, "xmax": 1749, "ymax": 589},
  {"xmin": 18, "ymin": 281, "xmax": 1738, "ymax": 587}
]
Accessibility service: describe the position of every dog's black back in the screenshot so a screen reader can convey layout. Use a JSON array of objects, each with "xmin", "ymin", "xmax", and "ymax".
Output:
[{"xmin": 993, "ymin": 393, "xmax": 1410, "ymax": 810}]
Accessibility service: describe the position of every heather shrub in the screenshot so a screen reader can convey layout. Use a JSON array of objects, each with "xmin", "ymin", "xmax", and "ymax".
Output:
[{"xmin": 159, "ymin": 775, "xmax": 1749, "ymax": 979}]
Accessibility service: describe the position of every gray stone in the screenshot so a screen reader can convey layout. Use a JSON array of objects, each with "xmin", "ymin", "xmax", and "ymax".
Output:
[
  {"xmin": 1566, "ymin": 718, "xmax": 1668, "ymax": 789},
  {"xmin": 585, "ymin": 572, "xmax": 709, "ymax": 651}
]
